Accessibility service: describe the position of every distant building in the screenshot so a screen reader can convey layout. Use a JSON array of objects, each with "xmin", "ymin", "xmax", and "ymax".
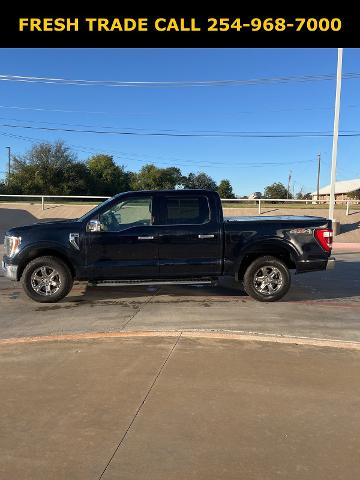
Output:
[
  {"xmin": 311, "ymin": 178, "xmax": 360, "ymax": 202},
  {"xmin": 248, "ymin": 192, "xmax": 262, "ymax": 199}
]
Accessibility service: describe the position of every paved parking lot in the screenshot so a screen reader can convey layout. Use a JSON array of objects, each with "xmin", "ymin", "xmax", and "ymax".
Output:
[
  {"xmin": 1, "ymin": 251, "xmax": 359, "ymax": 343},
  {"xmin": 1, "ymin": 246, "xmax": 360, "ymax": 479},
  {"xmin": 1, "ymin": 334, "xmax": 360, "ymax": 480}
]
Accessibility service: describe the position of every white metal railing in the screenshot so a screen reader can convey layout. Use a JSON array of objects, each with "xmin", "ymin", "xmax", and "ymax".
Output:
[
  {"xmin": 0, "ymin": 194, "xmax": 359, "ymax": 215},
  {"xmin": 220, "ymin": 198, "xmax": 359, "ymax": 215},
  {"xmin": 0, "ymin": 194, "xmax": 110, "ymax": 210}
]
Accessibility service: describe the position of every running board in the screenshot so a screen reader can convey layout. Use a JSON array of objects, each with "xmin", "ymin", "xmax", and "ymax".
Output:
[{"xmin": 88, "ymin": 278, "xmax": 215, "ymax": 287}]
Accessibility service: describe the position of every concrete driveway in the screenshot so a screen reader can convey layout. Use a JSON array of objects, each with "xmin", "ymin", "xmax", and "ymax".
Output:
[
  {"xmin": 1, "ymin": 248, "xmax": 360, "ymax": 479},
  {"xmin": 1, "ymin": 334, "xmax": 360, "ymax": 480}
]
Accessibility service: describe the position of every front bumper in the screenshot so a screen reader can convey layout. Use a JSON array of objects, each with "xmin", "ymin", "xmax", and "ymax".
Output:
[{"xmin": 1, "ymin": 260, "xmax": 18, "ymax": 281}]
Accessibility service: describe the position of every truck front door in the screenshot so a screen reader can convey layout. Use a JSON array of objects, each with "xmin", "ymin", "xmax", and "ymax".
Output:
[{"xmin": 85, "ymin": 194, "xmax": 159, "ymax": 279}]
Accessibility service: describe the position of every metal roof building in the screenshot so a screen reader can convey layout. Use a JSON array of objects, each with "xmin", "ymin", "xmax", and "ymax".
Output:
[{"xmin": 311, "ymin": 179, "xmax": 360, "ymax": 201}]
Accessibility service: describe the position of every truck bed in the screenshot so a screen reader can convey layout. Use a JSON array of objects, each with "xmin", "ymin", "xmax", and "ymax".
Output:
[{"xmin": 224, "ymin": 215, "xmax": 327, "ymax": 222}]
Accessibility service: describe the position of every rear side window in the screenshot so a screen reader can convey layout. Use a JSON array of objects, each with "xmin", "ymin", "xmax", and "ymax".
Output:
[{"xmin": 162, "ymin": 196, "xmax": 210, "ymax": 225}]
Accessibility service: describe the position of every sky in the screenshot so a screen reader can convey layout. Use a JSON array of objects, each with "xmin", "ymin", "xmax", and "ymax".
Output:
[{"xmin": 0, "ymin": 48, "xmax": 359, "ymax": 196}]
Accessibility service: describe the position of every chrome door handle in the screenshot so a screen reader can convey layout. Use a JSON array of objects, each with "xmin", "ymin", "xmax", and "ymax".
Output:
[
  {"xmin": 198, "ymin": 234, "xmax": 215, "ymax": 239},
  {"xmin": 138, "ymin": 236, "xmax": 154, "ymax": 240}
]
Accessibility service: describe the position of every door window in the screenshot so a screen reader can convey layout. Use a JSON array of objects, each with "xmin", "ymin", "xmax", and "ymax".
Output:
[
  {"xmin": 99, "ymin": 196, "xmax": 152, "ymax": 232},
  {"xmin": 162, "ymin": 196, "xmax": 210, "ymax": 225}
]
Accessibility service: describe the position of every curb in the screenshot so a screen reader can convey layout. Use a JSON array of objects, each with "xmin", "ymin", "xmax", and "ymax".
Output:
[
  {"xmin": 333, "ymin": 242, "xmax": 360, "ymax": 252},
  {"xmin": 1, "ymin": 329, "xmax": 360, "ymax": 351}
]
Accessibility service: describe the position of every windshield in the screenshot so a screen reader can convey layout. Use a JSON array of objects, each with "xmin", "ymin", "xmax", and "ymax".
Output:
[{"xmin": 78, "ymin": 196, "xmax": 115, "ymax": 222}]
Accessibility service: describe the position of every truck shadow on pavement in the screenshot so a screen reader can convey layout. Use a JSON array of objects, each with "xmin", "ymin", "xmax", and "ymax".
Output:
[
  {"xmin": 67, "ymin": 280, "xmax": 247, "ymax": 306},
  {"xmin": 65, "ymin": 258, "xmax": 359, "ymax": 305},
  {"xmin": 287, "ymin": 257, "xmax": 360, "ymax": 303},
  {"xmin": 340, "ymin": 219, "xmax": 360, "ymax": 234}
]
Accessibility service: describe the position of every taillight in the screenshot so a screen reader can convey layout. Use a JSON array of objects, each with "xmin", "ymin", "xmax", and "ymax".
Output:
[{"xmin": 314, "ymin": 228, "xmax": 333, "ymax": 252}]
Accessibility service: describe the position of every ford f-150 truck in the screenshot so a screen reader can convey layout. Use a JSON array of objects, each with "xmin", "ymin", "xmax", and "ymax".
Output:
[{"xmin": 2, "ymin": 189, "xmax": 335, "ymax": 303}]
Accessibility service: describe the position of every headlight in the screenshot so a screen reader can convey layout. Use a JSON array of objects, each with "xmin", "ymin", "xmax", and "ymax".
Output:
[{"xmin": 4, "ymin": 236, "xmax": 21, "ymax": 257}]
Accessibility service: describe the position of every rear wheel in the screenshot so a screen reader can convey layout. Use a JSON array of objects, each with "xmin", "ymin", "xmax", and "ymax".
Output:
[
  {"xmin": 22, "ymin": 256, "xmax": 73, "ymax": 303},
  {"xmin": 243, "ymin": 256, "xmax": 291, "ymax": 302}
]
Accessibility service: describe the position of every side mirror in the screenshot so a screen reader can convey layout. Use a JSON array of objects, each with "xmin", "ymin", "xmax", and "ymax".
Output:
[{"xmin": 86, "ymin": 219, "xmax": 101, "ymax": 233}]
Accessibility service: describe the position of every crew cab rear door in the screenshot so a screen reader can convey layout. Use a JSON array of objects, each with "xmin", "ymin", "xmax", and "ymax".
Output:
[{"xmin": 156, "ymin": 192, "xmax": 222, "ymax": 277}]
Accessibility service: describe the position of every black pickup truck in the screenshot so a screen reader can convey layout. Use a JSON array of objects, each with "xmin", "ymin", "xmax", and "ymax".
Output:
[{"xmin": 2, "ymin": 189, "xmax": 334, "ymax": 303}]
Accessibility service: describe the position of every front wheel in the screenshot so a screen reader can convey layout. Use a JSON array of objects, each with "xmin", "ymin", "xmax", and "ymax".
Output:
[
  {"xmin": 243, "ymin": 256, "xmax": 291, "ymax": 302},
  {"xmin": 22, "ymin": 256, "xmax": 73, "ymax": 303}
]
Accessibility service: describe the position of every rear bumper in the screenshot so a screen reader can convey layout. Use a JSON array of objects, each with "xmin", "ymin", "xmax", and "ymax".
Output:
[
  {"xmin": 296, "ymin": 256, "xmax": 335, "ymax": 274},
  {"xmin": 1, "ymin": 260, "xmax": 18, "ymax": 281},
  {"xmin": 326, "ymin": 256, "xmax": 336, "ymax": 270}
]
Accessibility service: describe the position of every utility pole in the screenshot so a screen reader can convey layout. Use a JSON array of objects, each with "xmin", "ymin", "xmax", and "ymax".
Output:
[
  {"xmin": 287, "ymin": 170, "xmax": 292, "ymax": 199},
  {"xmin": 329, "ymin": 48, "xmax": 343, "ymax": 221},
  {"xmin": 6, "ymin": 147, "xmax": 11, "ymax": 184},
  {"xmin": 316, "ymin": 153, "xmax": 321, "ymax": 203}
]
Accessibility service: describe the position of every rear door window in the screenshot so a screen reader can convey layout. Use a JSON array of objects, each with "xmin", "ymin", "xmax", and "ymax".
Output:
[{"xmin": 162, "ymin": 196, "xmax": 210, "ymax": 225}]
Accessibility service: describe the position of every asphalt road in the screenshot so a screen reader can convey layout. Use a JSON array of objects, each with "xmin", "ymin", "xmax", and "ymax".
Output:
[{"xmin": 1, "ymin": 252, "xmax": 359, "ymax": 343}]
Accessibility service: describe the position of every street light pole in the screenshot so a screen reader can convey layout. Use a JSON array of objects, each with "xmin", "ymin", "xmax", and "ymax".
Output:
[
  {"xmin": 316, "ymin": 153, "xmax": 321, "ymax": 203},
  {"xmin": 329, "ymin": 48, "xmax": 343, "ymax": 221},
  {"xmin": 6, "ymin": 146, "xmax": 11, "ymax": 184},
  {"xmin": 287, "ymin": 170, "xmax": 292, "ymax": 199}
]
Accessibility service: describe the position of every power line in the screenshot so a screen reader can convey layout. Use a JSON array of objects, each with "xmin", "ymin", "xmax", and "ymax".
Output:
[
  {"xmin": 0, "ymin": 104, "xmax": 151, "ymax": 116},
  {"xmin": 0, "ymin": 115, "xmax": 348, "ymax": 135},
  {"xmin": 0, "ymin": 131, "xmax": 313, "ymax": 166},
  {"xmin": 0, "ymin": 115, "xmax": 238, "ymax": 134},
  {"xmin": 318, "ymin": 156, "xmax": 360, "ymax": 180},
  {"xmin": 0, "ymin": 131, "xmax": 316, "ymax": 169},
  {"xmin": 2, "ymin": 122, "xmax": 360, "ymax": 138},
  {"xmin": 1, "ymin": 72, "xmax": 360, "ymax": 88},
  {"xmin": 1, "ymin": 103, "xmax": 360, "ymax": 117}
]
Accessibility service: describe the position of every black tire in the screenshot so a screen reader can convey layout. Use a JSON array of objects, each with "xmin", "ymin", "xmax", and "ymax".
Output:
[
  {"xmin": 243, "ymin": 256, "xmax": 291, "ymax": 302},
  {"xmin": 21, "ymin": 256, "xmax": 73, "ymax": 303}
]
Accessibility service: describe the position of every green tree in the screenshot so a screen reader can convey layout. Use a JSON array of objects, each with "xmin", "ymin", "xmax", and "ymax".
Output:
[
  {"xmin": 0, "ymin": 180, "xmax": 7, "ymax": 194},
  {"xmin": 8, "ymin": 142, "xmax": 90, "ymax": 195},
  {"xmin": 347, "ymin": 189, "xmax": 360, "ymax": 200},
  {"xmin": 183, "ymin": 172, "xmax": 217, "ymax": 190},
  {"xmin": 264, "ymin": 182, "xmax": 292, "ymax": 199},
  {"xmin": 217, "ymin": 179, "xmax": 235, "ymax": 198},
  {"xmin": 131, "ymin": 164, "xmax": 183, "ymax": 190},
  {"xmin": 296, "ymin": 191, "xmax": 312, "ymax": 200},
  {"xmin": 87, "ymin": 154, "xmax": 131, "ymax": 196}
]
